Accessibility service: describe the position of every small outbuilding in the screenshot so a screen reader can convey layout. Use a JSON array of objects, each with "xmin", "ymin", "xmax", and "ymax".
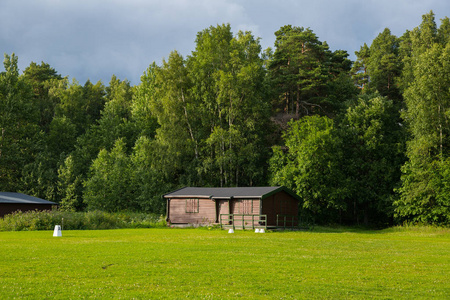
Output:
[
  {"xmin": 164, "ymin": 186, "xmax": 301, "ymax": 229},
  {"xmin": 0, "ymin": 192, "xmax": 57, "ymax": 218}
]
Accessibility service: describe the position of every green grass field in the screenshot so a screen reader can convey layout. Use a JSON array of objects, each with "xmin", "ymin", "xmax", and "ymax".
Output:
[{"xmin": 0, "ymin": 227, "xmax": 449, "ymax": 299}]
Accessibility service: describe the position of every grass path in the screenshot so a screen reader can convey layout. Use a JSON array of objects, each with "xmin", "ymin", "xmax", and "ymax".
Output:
[{"xmin": 0, "ymin": 227, "xmax": 449, "ymax": 299}]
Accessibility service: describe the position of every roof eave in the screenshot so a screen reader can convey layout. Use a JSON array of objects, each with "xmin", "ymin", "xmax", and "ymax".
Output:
[
  {"xmin": 231, "ymin": 196, "xmax": 262, "ymax": 199},
  {"xmin": 211, "ymin": 197, "xmax": 232, "ymax": 200},
  {"xmin": 168, "ymin": 196, "xmax": 212, "ymax": 199},
  {"xmin": 261, "ymin": 186, "xmax": 301, "ymax": 201}
]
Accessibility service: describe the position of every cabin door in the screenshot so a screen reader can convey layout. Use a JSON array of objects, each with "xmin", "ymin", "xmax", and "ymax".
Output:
[{"xmin": 217, "ymin": 200, "xmax": 230, "ymax": 223}]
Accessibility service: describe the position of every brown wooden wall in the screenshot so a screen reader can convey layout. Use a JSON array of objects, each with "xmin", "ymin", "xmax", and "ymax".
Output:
[
  {"xmin": 0, "ymin": 204, "xmax": 54, "ymax": 218},
  {"xmin": 231, "ymin": 199, "xmax": 261, "ymax": 227},
  {"xmin": 217, "ymin": 200, "xmax": 229, "ymax": 223},
  {"xmin": 168, "ymin": 198, "xmax": 216, "ymax": 224},
  {"xmin": 167, "ymin": 190, "xmax": 298, "ymax": 226},
  {"xmin": 262, "ymin": 191, "xmax": 298, "ymax": 226},
  {"xmin": 230, "ymin": 199, "xmax": 260, "ymax": 215}
]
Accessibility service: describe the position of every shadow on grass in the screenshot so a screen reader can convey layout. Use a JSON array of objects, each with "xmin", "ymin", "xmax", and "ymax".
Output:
[
  {"xmin": 271, "ymin": 225, "xmax": 386, "ymax": 234},
  {"xmin": 311, "ymin": 225, "xmax": 381, "ymax": 234},
  {"xmin": 274, "ymin": 224, "xmax": 450, "ymax": 235}
]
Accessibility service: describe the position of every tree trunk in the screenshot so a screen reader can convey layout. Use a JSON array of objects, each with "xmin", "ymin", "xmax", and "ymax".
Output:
[
  {"xmin": 0, "ymin": 128, "xmax": 4, "ymax": 159},
  {"xmin": 180, "ymin": 88, "xmax": 198, "ymax": 159},
  {"xmin": 439, "ymin": 104, "xmax": 443, "ymax": 158},
  {"xmin": 285, "ymin": 92, "xmax": 289, "ymax": 113},
  {"xmin": 221, "ymin": 133, "xmax": 224, "ymax": 187},
  {"xmin": 363, "ymin": 204, "xmax": 369, "ymax": 226}
]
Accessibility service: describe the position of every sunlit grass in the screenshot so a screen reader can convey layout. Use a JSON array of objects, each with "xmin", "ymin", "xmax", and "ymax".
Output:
[{"xmin": 0, "ymin": 227, "xmax": 449, "ymax": 299}]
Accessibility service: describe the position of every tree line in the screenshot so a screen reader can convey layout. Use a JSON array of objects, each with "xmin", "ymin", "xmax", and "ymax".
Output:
[{"xmin": 1, "ymin": 11, "xmax": 449, "ymax": 226}]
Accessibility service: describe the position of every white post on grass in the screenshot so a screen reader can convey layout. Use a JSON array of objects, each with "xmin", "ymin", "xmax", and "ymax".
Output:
[{"xmin": 53, "ymin": 225, "xmax": 62, "ymax": 237}]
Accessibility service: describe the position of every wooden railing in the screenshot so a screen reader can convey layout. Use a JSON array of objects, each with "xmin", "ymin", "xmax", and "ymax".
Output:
[
  {"xmin": 219, "ymin": 214, "xmax": 267, "ymax": 230},
  {"xmin": 276, "ymin": 214, "xmax": 298, "ymax": 229},
  {"xmin": 276, "ymin": 214, "xmax": 315, "ymax": 230}
]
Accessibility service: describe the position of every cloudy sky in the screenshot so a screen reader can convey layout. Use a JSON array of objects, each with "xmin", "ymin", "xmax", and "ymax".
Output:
[{"xmin": 1, "ymin": 0, "xmax": 449, "ymax": 85}]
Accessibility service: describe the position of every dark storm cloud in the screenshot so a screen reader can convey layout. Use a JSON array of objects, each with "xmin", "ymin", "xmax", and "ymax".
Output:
[
  {"xmin": 1, "ymin": 0, "xmax": 449, "ymax": 85},
  {"xmin": 0, "ymin": 0, "xmax": 249, "ymax": 84}
]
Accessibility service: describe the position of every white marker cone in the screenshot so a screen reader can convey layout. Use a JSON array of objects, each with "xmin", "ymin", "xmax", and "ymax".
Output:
[
  {"xmin": 53, "ymin": 225, "xmax": 62, "ymax": 237},
  {"xmin": 228, "ymin": 229, "xmax": 234, "ymax": 233}
]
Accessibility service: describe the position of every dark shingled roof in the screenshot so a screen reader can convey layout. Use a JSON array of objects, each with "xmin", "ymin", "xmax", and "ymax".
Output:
[
  {"xmin": 0, "ymin": 192, "xmax": 57, "ymax": 205},
  {"xmin": 163, "ymin": 186, "xmax": 300, "ymax": 201}
]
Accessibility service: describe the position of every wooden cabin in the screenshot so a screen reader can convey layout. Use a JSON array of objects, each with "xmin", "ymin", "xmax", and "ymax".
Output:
[
  {"xmin": 0, "ymin": 192, "xmax": 57, "ymax": 218},
  {"xmin": 163, "ymin": 186, "xmax": 300, "ymax": 228}
]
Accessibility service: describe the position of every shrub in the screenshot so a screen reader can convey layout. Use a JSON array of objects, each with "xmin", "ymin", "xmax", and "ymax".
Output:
[{"xmin": 0, "ymin": 210, "xmax": 165, "ymax": 231}]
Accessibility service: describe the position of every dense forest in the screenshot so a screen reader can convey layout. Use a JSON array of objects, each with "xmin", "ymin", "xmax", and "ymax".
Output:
[{"xmin": 1, "ymin": 11, "xmax": 449, "ymax": 226}]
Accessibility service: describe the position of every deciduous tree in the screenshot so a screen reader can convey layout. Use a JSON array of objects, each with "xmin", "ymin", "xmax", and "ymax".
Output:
[
  {"xmin": 269, "ymin": 116, "xmax": 347, "ymax": 217},
  {"xmin": 0, "ymin": 54, "xmax": 40, "ymax": 192}
]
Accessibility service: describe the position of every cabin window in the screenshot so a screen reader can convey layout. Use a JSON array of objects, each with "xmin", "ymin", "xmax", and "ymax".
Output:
[
  {"xmin": 243, "ymin": 200, "xmax": 252, "ymax": 214},
  {"xmin": 236, "ymin": 200, "xmax": 253, "ymax": 214},
  {"xmin": 185, "ymin": 198, "xmax": 199, "ymax": 213}
]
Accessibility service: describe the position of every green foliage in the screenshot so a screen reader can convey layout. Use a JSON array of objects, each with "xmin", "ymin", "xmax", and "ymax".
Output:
[
  {"xmin": 357, "ymin": 28, "xmax": 402, "ymax": 101},
  {"xmin": 0, "ymin": 210, "xmax": 165, "ymax": 231},
  {"xmin": 0, "ymin": 53, "xmax": 41, "ymax": 192},
  {"xmin": 98, "ymin": 76, "xmax": 137, "ymax": 150},
  {"xmin": 129, "ymin": 136, "xmax": 171, "ymax": 213},
  {"xmin": 22, "ymin": 61, "xmax": 63, "ymax": 131},
  {"xmin": 395, "ymin": 13, "xmax": 450, "ymax": 226},
  {"xmin": 340, "ymin": 94, "xmax": 406, "ymax": 224},
  {"xmin": 83, "ymin": 137, "xmax": 168, "ymax": 213},
  {"xmin": 84, "ymin": 139, "xmax": 135, "ymax": 212},
  {"xmin": 2, "ymin": 13, "xmax": 450, "ymax": 226},
  {"xmin": 351, "ymin": 43, "xmax": 370, "ymax": 89},
  {"xmin": 20, "ymin": 116, "xmax": 78, "ymax": 203},
  {"xmin": 270, "ymin": 116, "xmax": 346, "ymax": 216},
  {"xmin": 55, "ymin": 79, "xmax": 105, "ymax": 135},
  {"xmin": 20, "ymin": 151, "xmax": 59, "ymax": 202},
  {"xmin": 395, "ymin": 159, "xmax": 450, "ymax": 225},
  {"xmin": 271, "ymin": 94, "xmax": 405, "ymax": 225},
  {"xmin": 57, "ymin": 154, "xmax": 84, "ymax": 211},
  {"xmin": 268, "ymin": 25, "xmax": 354, "ymax": 117},
  {"xmin": 147, "ymin": 24, "xmax": 271, "ymax": 187},
  {"xmin": 149, "ymin": 50, "xmax": 198, "ymax": 184},
  {"xmin": 131, "ymin": 63, "xmax": 159, "ymax": 137}
]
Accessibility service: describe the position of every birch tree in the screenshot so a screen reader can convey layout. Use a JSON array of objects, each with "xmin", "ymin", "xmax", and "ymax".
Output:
[{"xmin": 395, "ymin": 12, "xmax": 450, "ymax": 225}]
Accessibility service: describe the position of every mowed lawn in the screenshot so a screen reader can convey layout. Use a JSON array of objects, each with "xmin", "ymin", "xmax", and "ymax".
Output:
[{"xmin": 0, "ymin": 227, "xmax": 449, "ymax": 299}]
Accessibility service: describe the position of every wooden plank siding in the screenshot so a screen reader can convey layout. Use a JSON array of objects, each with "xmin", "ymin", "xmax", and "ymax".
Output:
[
  {"xmin": 230, "ymin": 199, "xmax": 260, "ymax": 215},
  {"xmin": 164, "ymin": 187, "xmax": 300, "ymax": 227},
  {"xmin": 228, "ymin": 199, "xmax": 261, "ymax": 227},
  {"xmin": 262, "ymin": 190, "xmax": 298, "ymax": 226},
  {"xmin": 217, "ymin": 200, "xmax": 230, "ymax": 223},
  {"xmin": 168, "ymin": 198, "xmax": 216, "ymax": 224}
]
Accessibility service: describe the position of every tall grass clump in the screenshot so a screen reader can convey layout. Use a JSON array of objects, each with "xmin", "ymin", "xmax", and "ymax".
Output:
[{"xmin": 0, "ymin": 210, "xmax": 166, "ymax": 231}]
